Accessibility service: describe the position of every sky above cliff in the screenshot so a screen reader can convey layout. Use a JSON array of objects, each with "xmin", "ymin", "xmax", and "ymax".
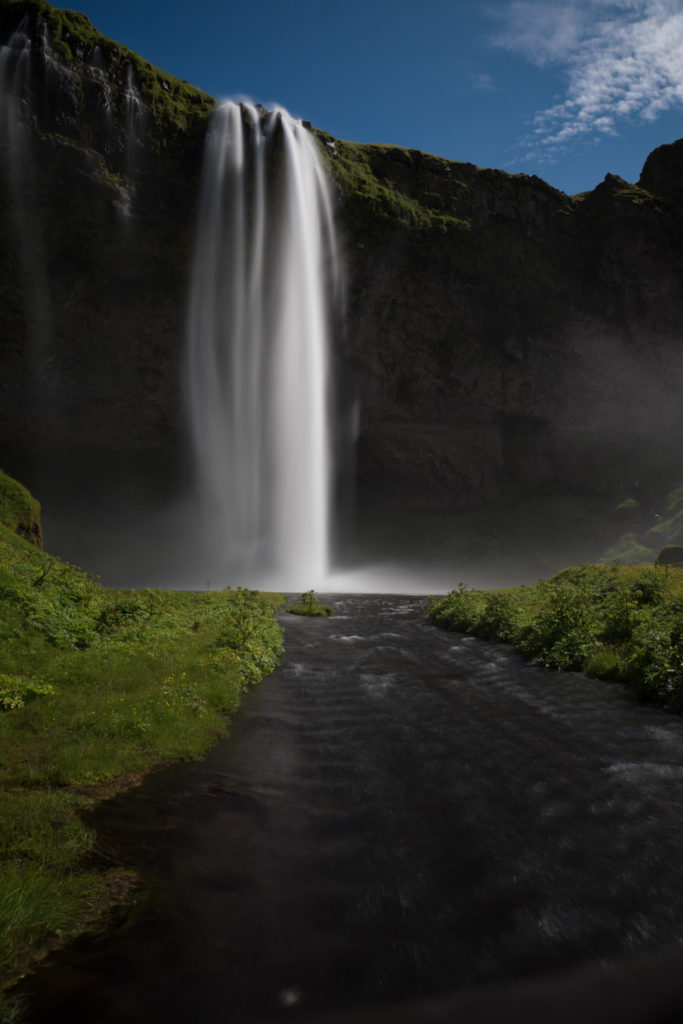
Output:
[{"xmin": 71, "ymin": 0, "xmax": 683, "ymax": 195}]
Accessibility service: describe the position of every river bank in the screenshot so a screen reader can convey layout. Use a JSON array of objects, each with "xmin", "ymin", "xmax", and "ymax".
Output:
[
  {"xmin": 429, "ymin": 563, "xmax": 683, "ymax": 709},
  {"xmin": 0, "ymin": 518, "xmax": 283, "ymax": 1014},
  {"xmin": 14, "ymin": 593, "xmax": 683, "ymax": 1022}
]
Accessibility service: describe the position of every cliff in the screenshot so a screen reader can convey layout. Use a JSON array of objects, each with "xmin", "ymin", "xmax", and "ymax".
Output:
[
  {"xmin": 2, "ymin": 0, "xmax": 683, "ymax": 576},
  {"xmin": 0, "ymin": 0, "xmax": 214, "ymax": 465},
  {"xmin": 319, "ymin": 137, "xmax": 683, "ymax": 509}
]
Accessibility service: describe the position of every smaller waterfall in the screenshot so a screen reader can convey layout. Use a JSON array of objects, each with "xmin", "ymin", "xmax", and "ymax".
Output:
[
  {"xmin": 88, "ymin": 46, "xmax": 114, "ymax": 153},
  {"xmin": 123, "ymin": 63, "xmax": 143, "ymax": 155},
  {"xmin": 0, "ymin": 15, "xmax": 31, "ymax": 183},
  {"xmin": 0, "ymin": 15, "xmax": 52, "ymax": 389},
  {"xmin": 116, "ymin": 61, "xmax": 143, "ymax": 218},
  {"xmin": 186, "ymin": 101, "xmax": 339, "ymax": 589}
]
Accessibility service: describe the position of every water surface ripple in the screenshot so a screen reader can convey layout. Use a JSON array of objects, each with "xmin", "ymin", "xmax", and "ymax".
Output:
[{"xmin": 22, "ymin": 594, "xmax": 683, "ymax": 1021}]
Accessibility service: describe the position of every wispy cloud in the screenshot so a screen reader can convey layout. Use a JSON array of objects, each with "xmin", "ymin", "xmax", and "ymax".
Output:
[
  {"xmin": 472, "ymin": 71, "xmax": 496, "ymax": 92},
  {"xmin": 492, "ymin": 0, "xmax": 683, "ymax": 160}
]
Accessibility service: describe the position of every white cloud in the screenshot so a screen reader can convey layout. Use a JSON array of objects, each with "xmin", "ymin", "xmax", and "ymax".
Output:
[
  {"xmin": 492, "ymin": 0, "xmax": 683, "ymax": 160},
  {"xmin": 491, "ymin": 1, "xmax": 588, "ymax": 65},
  {"xmin": 472, "ymin": 71, "xmax": 496, "ymax": 91}
]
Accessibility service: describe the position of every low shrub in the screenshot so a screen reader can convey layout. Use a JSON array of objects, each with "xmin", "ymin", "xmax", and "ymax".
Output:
[
  {"xmin": 477, "ymin": 592, "xmax": 522, "ymax": 642},
  {"xmin": 517, "ymin": 580, "xmax": 600, "ymax": 670},
  {"xmin": 428, "ymin": 563, "xmax": 683, "ymax": 707},
  {"xmin": 286, "ymin": 590, "xmax": 333, "ymax": 617},
  {"xmin": 624, "ymin": 617, "xmax": 683, "ymax": 706},
  {"xmin": 0, "ymin": 675, "xmax": 54, "ymax": 711},
  {"xmin": 427, "ymin": 584, "xmax": 485, "ymax": 632},
  {"xmin": 584, "ymin": 646, "xmax": 622, "ymax": 680}
]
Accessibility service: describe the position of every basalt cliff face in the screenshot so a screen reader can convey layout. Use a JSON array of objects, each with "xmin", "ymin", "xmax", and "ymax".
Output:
[
  {"xmin": 2, "ymin": 0, "xmax": 683, "ymax": 529},
  {"xmin": 323, "ymin": 139, "xmax": 683, "ymax": 508},
  {"xmin": 0, "ymin": 0, "xmax": 213, "ymax": 483}
]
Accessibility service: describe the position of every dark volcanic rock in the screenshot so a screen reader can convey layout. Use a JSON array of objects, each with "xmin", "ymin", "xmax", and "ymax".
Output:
[
  {"xmin": 0, "ymin": 0, "xmax": 214, "ymax": 473},
  {"xmin": 320, "ymin": 138, "xmax": 683, "ymax": 507},
  {"xmin": 639, "ymin": 138, "xmax": 683, "ymax": 198}
]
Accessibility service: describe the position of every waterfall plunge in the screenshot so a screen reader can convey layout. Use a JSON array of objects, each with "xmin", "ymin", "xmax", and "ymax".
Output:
[{"xmin": 186, "ymin": 101, "xmax": 339, "ymax": 590}]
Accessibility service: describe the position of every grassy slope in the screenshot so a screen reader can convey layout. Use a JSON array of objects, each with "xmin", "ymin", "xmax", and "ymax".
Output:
[
  {"xmin": 429, "ymin": 563, "xmax": 683, "ymax": 708},
  {"xmin": 0, "ymin": 478, "xmax": 283, "ymax": 1004},
  {"xmin": 0, "ymin": 470, "xmax": 41, "ymax": 547}
]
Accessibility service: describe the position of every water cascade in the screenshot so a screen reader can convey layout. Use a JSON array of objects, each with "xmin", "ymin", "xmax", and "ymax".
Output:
[
  {"xmin": 0, "ymin": 16, "xmax": 53, "ymax": 394},
  {"xmin": 114, "ymin": 61, "xmax": 143, "ymax": 219},
  {"xmin": 0, "ymin": 16, "xmax": 30, "ymax": 180},
  {"xmin": 186, "ymin": 101, "xmax": 339, "ymax": 589},
  {"xmin": 88, "ymin": 46, "xmax": 114, "ymax": 155}
]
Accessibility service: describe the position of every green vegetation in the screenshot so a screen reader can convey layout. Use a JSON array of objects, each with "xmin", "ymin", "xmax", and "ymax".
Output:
[
  {"xmin": 0, "ymin": 479, "xmax": 283, "ymax": 1007},
  {"xmin": 0, "ymin": 468, "xmax": 41, "ymax": 547},
  {"xmin": 2, "ymin": 0, "xmax": 216, "ymax": 143},
  {"xmin": 316, "ymin": 129, "xmax": 576, "ymax": 331},
  {"xmin": 611, "ymin": 177, "xmax": 660, "ymax": 210},
  {"xmin": 429, "ymin": 563, "xmax": 683, "ymax": 709},
  {"xmin": 317, "ymin": 134, "xmax": 474, "ymax": 235},
  {"xmin": 286, "ymin": 590, "xmax": 333, "ymax": 617}
]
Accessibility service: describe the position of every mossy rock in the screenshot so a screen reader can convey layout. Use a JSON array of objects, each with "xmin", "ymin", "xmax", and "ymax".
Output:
[
  {"xmin": 612, "ymin": 496, "xmax": 641, "ymax": 521},
  {"xmin": 656, "ymin": 545, "xmax": 683, "ymax": 567},
  {"xmin": 600, "ymin": 531, "xmax": 654, "ymax": 566},
  {"xmin": 1, "ymin": 0, "xmax": 216, "ymax": 148},
  {"xmin": 0, "ymin": 469, "xmax": 42, "ymax": 546}
]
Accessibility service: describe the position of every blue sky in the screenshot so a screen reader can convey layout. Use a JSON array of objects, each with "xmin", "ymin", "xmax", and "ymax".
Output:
[{"xmin": 68, "ymin": 0, "xmax": 683, "ymax": 195}]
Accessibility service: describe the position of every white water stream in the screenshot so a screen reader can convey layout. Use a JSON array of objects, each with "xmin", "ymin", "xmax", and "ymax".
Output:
[
  {"xmin": 0, "ymin": 15, "xmax": 30, "ymax": 179},
  {"xmin": 186, "ymin": 101, "xmax": 338, "ymax": 590},
  {"xmin": 0, "ymin": 15, "xmax": 54, "ymax": 394}
]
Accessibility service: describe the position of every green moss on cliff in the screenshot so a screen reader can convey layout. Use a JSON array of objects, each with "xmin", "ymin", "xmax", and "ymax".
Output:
[
  {"xmin": 3, "ymin": 1, "xmax": 216, "ymax": 145},
  {"xmin": 317, "ymin": 133, "xmax": 472, "ymax": 235},
  {"xmin": 317, "ymin": 127, "xmax": 576, "ymax": 321}
]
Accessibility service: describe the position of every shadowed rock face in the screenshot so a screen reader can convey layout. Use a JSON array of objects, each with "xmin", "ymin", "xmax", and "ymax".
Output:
[
  {"xmin": 2, "ymin": 1, "xmax": 683, "ymax": 520},
  {"xmin": 0, "ymin": 1, "xmax": 213, "ymax": 477},
  {"xmin": 326, "ymin": 142, "xmax": 683, "ymax": 507}
]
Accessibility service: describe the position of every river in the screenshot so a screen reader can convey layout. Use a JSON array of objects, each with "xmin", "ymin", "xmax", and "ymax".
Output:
[{"xmin": 19, "ymin": 594, "xmax": 683, "ymax": 1022}]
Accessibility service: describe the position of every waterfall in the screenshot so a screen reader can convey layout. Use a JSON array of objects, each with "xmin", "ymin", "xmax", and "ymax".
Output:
[
  {"xmin": 88, "ymin": 46, "xmax": 114, "ymax": 156},
  {"xmin": 0, "ymin": 15, "xmax": 31, "ymax": 197},
  {"xmin": 186, "ymin": 101, "xmax": 338, "ymax": 590},
  {"xmin": 0, "ymin": 15, "xmax": 53, "ymax": 397}
]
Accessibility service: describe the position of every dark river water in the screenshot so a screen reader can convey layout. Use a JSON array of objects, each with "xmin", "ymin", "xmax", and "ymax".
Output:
[{"xmin": 19, "ymin": 594, "xmax": 683, "ymax": 1022}]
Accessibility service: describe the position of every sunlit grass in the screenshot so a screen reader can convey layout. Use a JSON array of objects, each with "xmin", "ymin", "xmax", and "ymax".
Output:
[{"xmin": 0, "ymin": 522, "xmax": 283, "ymax": 1005}]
